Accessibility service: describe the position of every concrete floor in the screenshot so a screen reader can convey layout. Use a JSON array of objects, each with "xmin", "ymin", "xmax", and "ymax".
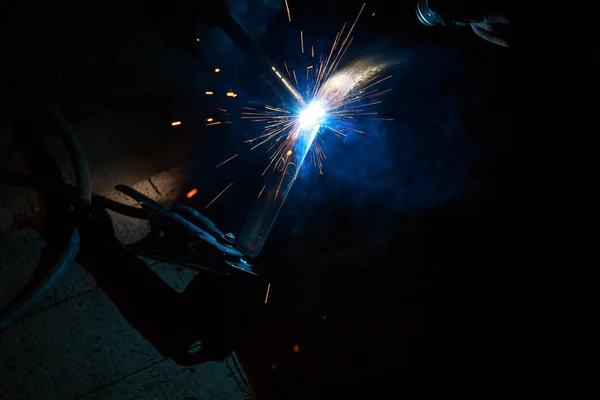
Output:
[{"xmin": 0, "ymin": 169, "xmax": 254, "ymax": 399}]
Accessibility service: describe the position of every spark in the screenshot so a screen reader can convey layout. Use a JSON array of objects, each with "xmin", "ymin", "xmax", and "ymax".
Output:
[
  {"xmin": 206, "ymin": 118, "xmax": 214, "ymax": 122},
  {"xmin": 264, "ymin": 282, "xmax": 271, "ymax": 303},
  {"xmin": 206, "ymin": 91, "xmax": 214, "ymax": 95},
  {"xmin": 215, "ymin": 153, "xmax": 239, "ymax": 168},
  {"xmin": 171, "ymin": 121, "xmax": 182, "ymax": 126},
  {"xmin": 205, "ymin": 182, "xmax": 233, "ymax": 209},
  {"xmin": 206, "ymin": 121, "xmax": 222, "ymax": 126},
  {"xmin": 186, "ymin": 188, "xmax": 198, "ymax": 199},
  {"xmin": 214, "ymin": 68, "xmax": 220, "ymax": 73},
  {"xmin": 219, "ymin": 3, "xmax": 390, "ymax": 207},
  {"xmin": 256, "ymin": 185, "xmax": 266, "ymax": 200},
  {"xmin": 196, "ymin": 38, "xmax": 200, "ymax": 42},
  {"xmin": 285, "ymin": 0, "xmax": 292, "ymax": 22},
  {"xmin": 241, "ymin": 4, "xmax": 387, "ymax": 160},
  {"xmin": 284, "ymin": 61, "xmax": 291, "ymax": 78}
]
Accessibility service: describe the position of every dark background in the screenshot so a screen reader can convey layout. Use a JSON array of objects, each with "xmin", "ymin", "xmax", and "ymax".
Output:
[{"xmin": 1, "ymin": 0, "xmax": 596, "ymax": 398}]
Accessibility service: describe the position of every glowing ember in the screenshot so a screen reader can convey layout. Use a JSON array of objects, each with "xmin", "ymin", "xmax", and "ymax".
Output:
[
  {"xmin": 171, "ymin": 121, "xmax": 182, "ymax": 126},
  {"xmin": 185, "ymin": 188, "xmax": 198, "ymax": 198}
]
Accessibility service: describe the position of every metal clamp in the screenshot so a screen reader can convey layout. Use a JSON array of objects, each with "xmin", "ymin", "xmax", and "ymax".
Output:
[{"xmin": 114, "ymin": 185, "xmax": 256, "ymax": 276}]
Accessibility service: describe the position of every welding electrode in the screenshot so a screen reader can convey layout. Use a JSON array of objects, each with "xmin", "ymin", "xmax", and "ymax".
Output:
[
  {"xmin": 213, "ymin": 11, "xmax": 306, "ymax": 107},
  {"xmin": 140, "ymin": 0, "xmax": 304, "ymax": 108}
]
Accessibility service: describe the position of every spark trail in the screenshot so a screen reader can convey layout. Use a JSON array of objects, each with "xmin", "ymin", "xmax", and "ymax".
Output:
[
  {"xmin": 231, "ymin": 2, "xmax": 393, "ymax": 257},
  {"xmin": 239, "ymin": 2, "xmax": 392, "ymax": 199}
]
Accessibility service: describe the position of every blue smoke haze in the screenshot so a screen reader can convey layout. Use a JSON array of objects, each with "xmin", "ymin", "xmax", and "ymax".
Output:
[
  {"xmin": 286, "ymin": 43, "xmax": 494, "ymax": 218},
  {"xmin": 189, "ymin": 3, "xmax": 502, "ymax": 247}
]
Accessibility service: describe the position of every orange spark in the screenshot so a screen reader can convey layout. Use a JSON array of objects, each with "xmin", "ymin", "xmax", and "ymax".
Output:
[
  {"xmin": 264, "ymin": 282, "xmax": 271, "ymax": 304},
  {"xmin": 171, "ymin": 121, "xmax": 182, "ymax": 126},
  {"xmin": 214, "ymin": 68, "xmax": 220, "ymax": 72},
  {"xmin": 205, "ymin": 91, "xmax": 214, "ymax": 95},
  {"xmin": 284, "ymin": 0, "xmax": 291, "ymax": 22},
  {"xmin": 206, "ymin": 118, "xmax": 214, "ymax": 122},
  {"xmin": 256, "ymin": 185, "xmax": 266, "ymax": 200},
  {"xmin": 204, "ymin": 182, "xmax": 233, "ymax": 209},
  {"xmin": 185, "ymin": 188, "xmax": 198, "ymax": 198},
  {"xmin": 215, "ymin": 153, "xmax": 239, "ymax": 168}
]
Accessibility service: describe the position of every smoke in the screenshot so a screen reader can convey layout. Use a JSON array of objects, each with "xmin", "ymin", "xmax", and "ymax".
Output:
[{"xmin": 285, "ymin": 43, "xmax": 495, "ymax": 218}]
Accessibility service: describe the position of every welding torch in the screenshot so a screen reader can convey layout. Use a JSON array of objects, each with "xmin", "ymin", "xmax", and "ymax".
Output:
[
  {"xmin": 415, "ymin": 0, "xmax": 512, "ymax": 47},
  {"xmin": 140, "ymin": 0, "xmax": 305, "ymax": 107}
]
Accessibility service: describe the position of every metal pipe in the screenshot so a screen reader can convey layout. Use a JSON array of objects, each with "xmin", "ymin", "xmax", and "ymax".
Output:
[{"xmin": 235, "ymin": 123, "xmax": 320, "ymax": 258}]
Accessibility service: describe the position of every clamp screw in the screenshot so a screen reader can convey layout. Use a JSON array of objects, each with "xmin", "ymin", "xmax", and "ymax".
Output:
[{"xmin": 223, "ymin": 232, "xmax": 235, "ymax": 244}]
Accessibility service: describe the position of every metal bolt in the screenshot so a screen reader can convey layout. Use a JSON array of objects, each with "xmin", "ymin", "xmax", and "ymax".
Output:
[{"xmin": 223, "ymin": 232, "xmax": 235, "ymax": 244}]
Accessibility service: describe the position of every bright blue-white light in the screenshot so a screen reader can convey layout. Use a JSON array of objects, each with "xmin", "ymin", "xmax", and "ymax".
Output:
[{"xmin": 298, "ymin": 101, "xmax": 326, "ymax": 129}]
